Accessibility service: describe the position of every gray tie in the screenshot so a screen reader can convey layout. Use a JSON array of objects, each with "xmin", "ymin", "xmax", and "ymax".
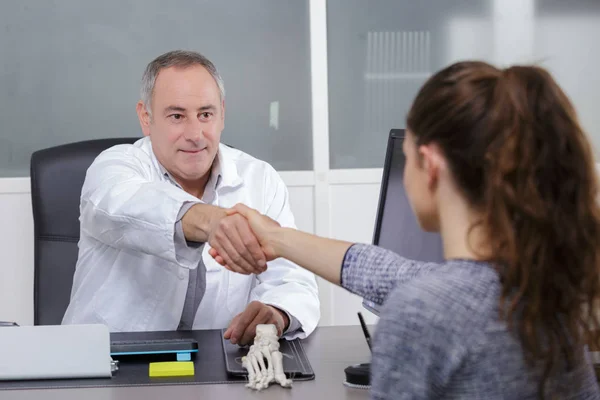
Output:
[{"xmin": 178, "ymin": 243, "xmax": 206, "ymax": 330}]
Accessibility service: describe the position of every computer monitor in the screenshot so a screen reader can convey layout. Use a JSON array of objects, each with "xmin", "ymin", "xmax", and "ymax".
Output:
[{"xmin": 362, "ymin": 129, "xmax": 444, "ymax": 316}]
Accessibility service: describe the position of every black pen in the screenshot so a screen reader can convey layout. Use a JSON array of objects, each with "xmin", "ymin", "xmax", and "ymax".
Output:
[
  {"xmin": 0, "ymin": 321, "xmax": 19, "ymax": 327},
  {"xmin": 357, "ymin": 312, "xmax": 372, "ymax": 352}
]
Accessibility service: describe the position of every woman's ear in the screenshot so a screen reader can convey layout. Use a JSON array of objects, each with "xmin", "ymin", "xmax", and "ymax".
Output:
[{"xmin": 418, "ymin": 145, "xmax": 440, "ymax": 191}]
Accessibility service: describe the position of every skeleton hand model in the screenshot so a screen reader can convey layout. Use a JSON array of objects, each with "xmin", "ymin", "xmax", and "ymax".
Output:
[{"xmin": 241, "ymin": 324, "xmax": 292, "ymax": 390}]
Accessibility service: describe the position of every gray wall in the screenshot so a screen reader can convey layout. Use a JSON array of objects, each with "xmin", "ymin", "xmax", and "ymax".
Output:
[
  {"xmin": 326, "ymin": 0, "xmax": 493, "ymax": 169},
  {"xmin": 326, "ymin": 0, "xmax": 600, "ymax": 168},
  {"xmin": 0, "ymin": 0, "xmax": 313, "ymax": 176}
]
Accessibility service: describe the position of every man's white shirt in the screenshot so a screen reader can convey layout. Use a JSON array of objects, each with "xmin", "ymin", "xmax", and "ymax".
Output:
[{"xmin": 62, "ymin": 137, "xmax": 320, "ymax": 339}]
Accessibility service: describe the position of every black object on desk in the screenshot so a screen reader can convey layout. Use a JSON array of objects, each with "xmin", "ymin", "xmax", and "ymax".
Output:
[
  {"xmin": 110, "ymin": 337, "xmax": 199, "ymax": 362},
  {"xmin": 344, "ymin": 313, "xmax": 372, "ymax": 389},
  {"xmin": 357, "ymin": 312, "xmax": 372, "ymax": 352},
  {"xmin": 344, "ymin": 363, "xmax": 371, "ymax": 388}
]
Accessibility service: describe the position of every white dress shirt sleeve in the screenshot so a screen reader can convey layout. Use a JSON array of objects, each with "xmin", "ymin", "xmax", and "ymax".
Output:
[{"xmin": 79, "ymin": 146, "xmax": 202, "ymax": 269}]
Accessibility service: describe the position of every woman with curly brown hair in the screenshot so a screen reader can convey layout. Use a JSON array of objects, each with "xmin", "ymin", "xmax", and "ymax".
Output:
[{"xmin": 211, "ymin": 61, "xmax": 600, "ymax": 399}]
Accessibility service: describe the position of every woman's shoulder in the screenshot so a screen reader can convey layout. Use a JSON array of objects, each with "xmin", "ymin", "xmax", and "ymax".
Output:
[
  {"xmin": 370, "ymin": 261, "xmax": 501, "ymax": 398},
  {"xmin": 382, "ymin": 260, "xmax": 501, "ymax": 336}
]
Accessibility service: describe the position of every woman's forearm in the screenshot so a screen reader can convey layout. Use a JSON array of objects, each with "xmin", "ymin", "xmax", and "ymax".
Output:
[
  {"xmin": 269, "ymin": 227, "xmax": 442, "ymax": 307},
  {"xmin": 270, "ymin": 228, "xmax": 353, "ymax": 285}
]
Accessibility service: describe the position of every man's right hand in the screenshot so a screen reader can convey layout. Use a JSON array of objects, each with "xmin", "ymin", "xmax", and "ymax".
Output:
[{"xmin": 182, "ymin": 204, "xmax": 267, "ymax": 274}]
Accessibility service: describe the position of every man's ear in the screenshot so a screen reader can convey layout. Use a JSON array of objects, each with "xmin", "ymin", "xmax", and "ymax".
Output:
[
  {"xmin": 221, "ymin": 100, "xmax": 226, "ymax": 126},
  {"xmin": 136, "ymin": 101, "xmax": 151, "ymax": 137}
]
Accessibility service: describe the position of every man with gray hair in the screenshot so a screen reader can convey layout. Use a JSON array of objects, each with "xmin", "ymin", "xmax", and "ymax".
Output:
[{"xmin": 62, "ymin": 50, "xmax": 320, "ymax": 344}]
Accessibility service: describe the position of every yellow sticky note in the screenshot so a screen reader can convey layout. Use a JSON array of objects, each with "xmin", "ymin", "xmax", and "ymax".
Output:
[{"xmin": 149, "ymin": 361, "xmax": 195, "ymax": 377}]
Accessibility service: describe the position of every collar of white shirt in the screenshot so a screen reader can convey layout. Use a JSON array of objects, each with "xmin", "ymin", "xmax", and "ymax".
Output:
[{"xmin": 152, "ymin": 142, "xmax": 243, "ymax": 201}]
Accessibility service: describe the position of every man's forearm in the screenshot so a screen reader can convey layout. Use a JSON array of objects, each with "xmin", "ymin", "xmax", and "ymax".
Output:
[{"xmin": 181, "ymin": 203, "xmax": 227, "ymax": 242}]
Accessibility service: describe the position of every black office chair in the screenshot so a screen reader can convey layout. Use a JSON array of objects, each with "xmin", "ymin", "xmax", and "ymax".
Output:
[{"xmin": 30, "ymin": 137, "xmax": 140, "ymax": 325}]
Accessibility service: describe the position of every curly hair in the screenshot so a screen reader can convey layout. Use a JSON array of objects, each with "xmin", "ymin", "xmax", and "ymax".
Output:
[{"xmin": 407, "ymin": 61, "xmax": 600, "ymax": 398}]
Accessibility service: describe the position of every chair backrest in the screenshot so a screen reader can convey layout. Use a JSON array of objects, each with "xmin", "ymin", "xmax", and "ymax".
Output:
[{"xmin": 30, "ymin": 138, "xmax": 139, "ymax": 325}]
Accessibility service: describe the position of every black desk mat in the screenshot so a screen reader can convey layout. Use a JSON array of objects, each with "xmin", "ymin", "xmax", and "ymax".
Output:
[{"xmin": 0, "ymin": 329, "xmax": 314, "ymax": 391}]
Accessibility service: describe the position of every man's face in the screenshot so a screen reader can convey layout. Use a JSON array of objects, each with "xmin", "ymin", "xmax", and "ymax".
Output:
[{"xmin": 137, "ymin": 65, "xmax": 225, "ymax": 187}]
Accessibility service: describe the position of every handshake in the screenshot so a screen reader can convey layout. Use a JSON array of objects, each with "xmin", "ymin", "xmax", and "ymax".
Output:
[
  {"xmin": 183, "ymin": 203, "xmax": 281, "ymax": 275},
  {"xmin": 182, "ymin": 203, "xmax": 291, "ymax": 345}
]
